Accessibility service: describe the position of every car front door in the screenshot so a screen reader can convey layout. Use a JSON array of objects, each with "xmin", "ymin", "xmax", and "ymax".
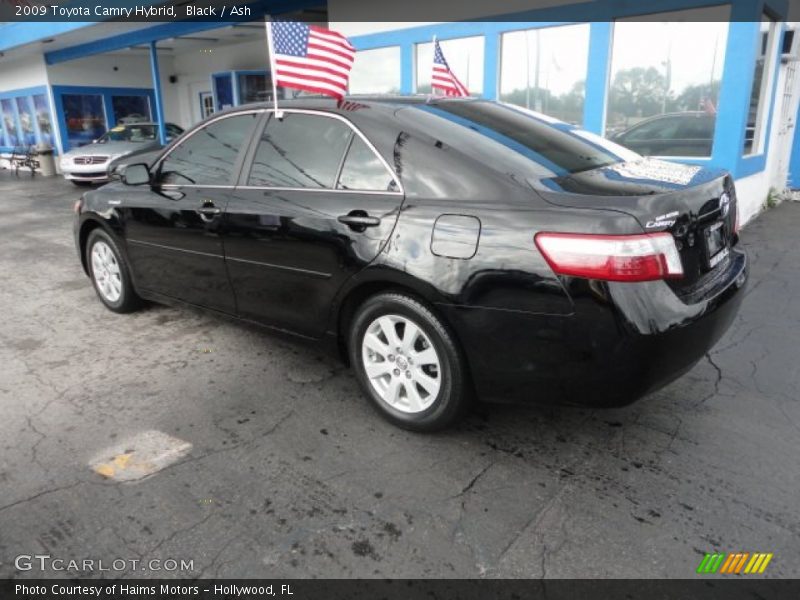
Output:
[
  {"xmin": 123, "ymin": 111, "xmax": 263, "ymax": 313},
  {"xmin": 222, "ymin": 110, "xmax": 404, "ymax": 337}
]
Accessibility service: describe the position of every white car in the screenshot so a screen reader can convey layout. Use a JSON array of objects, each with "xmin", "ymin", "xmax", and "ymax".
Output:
[{"xmin": 60, "ymin": 122, "xmax": 183, "ymax": 185}]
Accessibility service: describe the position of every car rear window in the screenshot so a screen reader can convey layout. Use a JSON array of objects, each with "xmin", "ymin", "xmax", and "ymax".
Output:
[{"xmin": 427, "ymin": 101, "xmax": 638, "ymax": 176}]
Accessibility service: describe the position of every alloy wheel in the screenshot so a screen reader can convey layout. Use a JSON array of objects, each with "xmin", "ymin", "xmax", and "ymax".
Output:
[
  {"xmin": 91, "ymin": 240, "xmax": 123, "ymax": 303},
  {"xmin": 361, "ymin": 314, "xmax": 442, "ymax": 413}
]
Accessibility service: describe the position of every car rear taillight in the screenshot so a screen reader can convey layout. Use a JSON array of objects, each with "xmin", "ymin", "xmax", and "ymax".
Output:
[{"xmin": 534, "ymin": 232, "xmax": 684, "ymax": 282}]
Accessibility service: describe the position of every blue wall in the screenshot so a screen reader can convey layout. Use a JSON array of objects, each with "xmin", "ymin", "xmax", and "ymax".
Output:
[{"xmin": 789, "ymin": 100, "xmax": 800, "ymax": 189}]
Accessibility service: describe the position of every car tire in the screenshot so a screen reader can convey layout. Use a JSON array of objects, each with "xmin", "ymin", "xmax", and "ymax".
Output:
[
  {"xmin": 349, "ymin": 292, "xmax": 470, "ymax": 431},
  {"xmin": 85, "ymin": 229, "xmax": 141, "ymax": 313}
]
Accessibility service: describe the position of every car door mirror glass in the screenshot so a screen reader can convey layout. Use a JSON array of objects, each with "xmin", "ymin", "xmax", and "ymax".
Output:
[{"xmin": 121, "ymin": 163, "xmax": 151, "ymax": 186}]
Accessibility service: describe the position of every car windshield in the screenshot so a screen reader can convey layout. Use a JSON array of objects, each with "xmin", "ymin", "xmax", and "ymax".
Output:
[
  {"xmin": 97, "ymin": 125, "xmax": 157, "ymax": 143},
  {"xmin": 427, "ymin": 100, "xmax": 640, "ymax": 176}
]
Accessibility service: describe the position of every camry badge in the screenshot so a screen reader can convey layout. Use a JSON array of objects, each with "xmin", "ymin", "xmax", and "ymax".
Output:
[{"xmin": 719, "ymin": 192, "xmax": 731, "ymax": 218}]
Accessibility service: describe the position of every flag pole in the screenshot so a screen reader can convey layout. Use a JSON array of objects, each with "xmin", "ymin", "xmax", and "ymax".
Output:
[
  {"xmin": 430, "ymin": 35, "xmax": 437, "ymax": 100},
  {"xmin": 264, "ymin": 17, "xmax": 283, "ymax": 119}
]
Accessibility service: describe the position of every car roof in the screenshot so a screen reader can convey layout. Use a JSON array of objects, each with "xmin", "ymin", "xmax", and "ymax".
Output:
[{"xmin": 217, "ymin": 95, "xmax": 480, "ymax": 115}]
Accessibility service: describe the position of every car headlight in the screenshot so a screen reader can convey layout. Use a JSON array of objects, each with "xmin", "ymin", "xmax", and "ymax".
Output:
[{"xmin": 60, "ymin": 156, "xmax": 72, "ymax": 167}]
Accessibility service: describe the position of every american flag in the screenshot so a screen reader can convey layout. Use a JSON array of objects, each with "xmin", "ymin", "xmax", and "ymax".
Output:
[
  {"xmin": 269, "ymin": 21, "xmax": 355, "ymax": 101},
  {"xmin": 337, "ymin": 99, "xmax": 369, "ymax": 112},
  {"xmin": 431, "ymin": 39, "xmax": 469, "ymax": 97}
]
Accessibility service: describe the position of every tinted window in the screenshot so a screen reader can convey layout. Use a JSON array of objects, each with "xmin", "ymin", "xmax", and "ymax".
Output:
[
  {"xmin": 249, "ymin": 114, "xmax": 351, "ymax": 188},
  {"xmin": 338, "ymin": 136, "xmax": 396, "ymax": 192},
  {"xmin": 430, "ymin": 101, "xmax": 631, "ymax": 175},
  {"xmin": 677, "ymin": 116, "xmax": 714, "ymax": 139},
  {"xmin": 159, "ymin": 113, "xmax": 257, "ymax": 185},
  {"xmin": 624, "ymin": 117, "xmax": 682, "ymax": 142}
]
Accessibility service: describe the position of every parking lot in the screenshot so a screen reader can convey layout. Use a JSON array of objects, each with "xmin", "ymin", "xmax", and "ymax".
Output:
[{"xmin": 0, "ymin": 170, "xmax": 798, "ymax": 579}]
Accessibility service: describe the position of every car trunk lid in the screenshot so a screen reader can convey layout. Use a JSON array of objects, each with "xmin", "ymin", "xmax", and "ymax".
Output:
[{"xmin": 534, "ymin": 159, "xmax": 738, "ymax": 295}]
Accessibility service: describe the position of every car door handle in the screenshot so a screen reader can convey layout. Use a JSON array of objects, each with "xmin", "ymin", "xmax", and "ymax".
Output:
[
  {"xmin": 197, "ymin": 202, "xmax": 222, "ymax": 223},
  {"xmin": 338, "ymin": 213, "xmax": 381, "ymax": 229}
]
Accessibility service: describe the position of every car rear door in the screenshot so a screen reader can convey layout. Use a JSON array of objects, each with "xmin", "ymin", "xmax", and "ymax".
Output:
[
  {"xmin": 123, "ymin": 111, "xmax": 263, "ymax": 313},
  {"xmin": 222, "ymin": 110, "xmax": 404, "ymax": 337}
]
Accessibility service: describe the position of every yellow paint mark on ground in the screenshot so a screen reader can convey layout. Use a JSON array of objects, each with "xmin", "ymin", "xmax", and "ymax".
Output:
[
  {"xmin": 93, "ymin": 464, "xmax": 116, "ymax": 478},
  {"xmin": 89, "ymin": 431, "xmax": 192, "ymax": 482}
]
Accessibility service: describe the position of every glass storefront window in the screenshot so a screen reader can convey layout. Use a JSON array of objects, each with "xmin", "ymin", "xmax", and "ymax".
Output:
[
  {"xmin": 500, "ymin": 24, "xmax": 590, "ymax": 125},
  {"xmin": 238, "ymin": 72, "xmax": 281, "ymax": 103},
  {"xmin": 607, "ymin": 15, "xmax": 729, "ymax": 157},
  {"xmin": 112, "ymin": 95, "xmax": 152, "ymax": 125},
  {"xmin": 1, "ymin": 99, "xmax": 20, "ymax": 147},
  {"xmin": 62, "ymin": 94, "xmax": 107, "ymax": 148},
  {"xmin": 32, "ymin": 94, "xmax": 54, "ymax": 146},
  {"xmin": 349, "ymin": 46, "xmax": 402, "ymax": 94},
  {"xmin": 15, "ymin": 97, "xmax": 37, "ymax": 146},
  {"xmin": 744, "ymin": 17, "xmax": 779, "ymax": 155},
  {"xmin": 415, "ymin": 36, "xmax": 484, "ymax": 95}
]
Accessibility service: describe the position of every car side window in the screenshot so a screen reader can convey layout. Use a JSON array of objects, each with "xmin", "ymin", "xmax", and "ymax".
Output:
[
  {"xmin": 248, "ymin": 113, "xmax": 352, "ymax": 188},
  {"xmin": 677, "ymin": 117, "xmax": 714, "ymax": 139},
  {"xmin": 159, "ymin": 113, "xmax": 258, "ymax": 186},
  {"xmin": 337, "ymin": 135, "xmax": 398, "ymax": 192},
  {"xmin": 625, "ymin": 117, "xmax": 682, "ymax": 142}
]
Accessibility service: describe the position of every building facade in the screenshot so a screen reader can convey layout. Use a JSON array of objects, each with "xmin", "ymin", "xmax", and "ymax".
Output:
[{"xmin": 1, "ymin": 0, "xmax": 798, "ymax": 225}]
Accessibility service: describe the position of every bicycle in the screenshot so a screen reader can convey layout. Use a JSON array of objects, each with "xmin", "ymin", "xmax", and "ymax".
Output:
[{"xmin": 10, "ymin": 145, "xmax": 38, "ymax": 178}]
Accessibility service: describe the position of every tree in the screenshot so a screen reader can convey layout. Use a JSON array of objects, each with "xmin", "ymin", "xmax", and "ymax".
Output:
[
  {"xmin": 671, "ymin": 81, "xmax": 721, "ymax": 113},
  {"xmin": 608, "ymin": 67, "xmax": 671, "ymax": 125}
]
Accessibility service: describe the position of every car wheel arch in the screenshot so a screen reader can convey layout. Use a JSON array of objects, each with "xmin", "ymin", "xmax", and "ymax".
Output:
[
  {"xmin": 78, "ymin": 217, "xmax": 126, "ymax": 276},
  {"xmin": 332, "ymin": 274, "xmax": 470, "ymax": 375}
]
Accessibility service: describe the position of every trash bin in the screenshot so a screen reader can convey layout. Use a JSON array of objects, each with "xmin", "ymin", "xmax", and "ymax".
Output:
[{"xmin": 34, "ymin": 144, "xmax": 56, "ymax": 177}]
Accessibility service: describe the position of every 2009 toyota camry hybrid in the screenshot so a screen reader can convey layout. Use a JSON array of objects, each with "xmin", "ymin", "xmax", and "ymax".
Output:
[{"xmin": 74, "ymin": 97, "xmax": 747, "ymax": 431}]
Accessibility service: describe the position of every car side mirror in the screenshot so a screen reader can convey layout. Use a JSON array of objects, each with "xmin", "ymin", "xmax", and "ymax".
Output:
[{"xmin": 121, "ymin": 163, "xmax": 151, "ymax": 186}]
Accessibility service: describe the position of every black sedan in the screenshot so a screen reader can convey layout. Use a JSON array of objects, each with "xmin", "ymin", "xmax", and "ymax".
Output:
[{"xmin": 74, "ymin": 97, "xmax": 747, "ymax": 431}]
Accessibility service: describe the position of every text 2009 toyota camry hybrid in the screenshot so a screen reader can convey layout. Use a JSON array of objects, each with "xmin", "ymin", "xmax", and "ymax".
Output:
[{"xmin": 74, "ymin": 97, "xmax": 747, "ymax": 431}]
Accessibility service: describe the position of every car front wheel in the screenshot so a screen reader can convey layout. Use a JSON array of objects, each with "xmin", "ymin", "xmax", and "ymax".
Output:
[
  {"xmin": 349, "ymin": 293, "xmax": 469, "ymax": 431},
  {"xmin": 86, "ymin": 229, "xmax": 141, "ymax": 313}
]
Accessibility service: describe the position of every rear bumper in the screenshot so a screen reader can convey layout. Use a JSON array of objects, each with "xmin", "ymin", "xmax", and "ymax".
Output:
[{"xmin": 440, "ymin": 248, "xmax": 747, "ymax": 407}]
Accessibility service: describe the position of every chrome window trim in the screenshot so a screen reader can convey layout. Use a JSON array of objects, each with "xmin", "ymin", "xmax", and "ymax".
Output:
[
  {"xmin": 235, "ymin": 186, "xmax": 402, "ymax": 196},
  {"xmin": 152, "ymin": 107, "xmax": 405, "ymax": 196},
  {"xmin": 249, "ymin": 108, "xmax": 405, "ymax": 196},
  {"xmin": 159, "ymin": 184, "xmax": 234, "ymax": 190}
]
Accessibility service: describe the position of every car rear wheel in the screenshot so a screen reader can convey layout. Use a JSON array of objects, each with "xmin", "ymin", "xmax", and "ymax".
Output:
[
  {"xmin": 86, "ymin": 229, "xmax": 141, "ymax": 313},
  {"xmin": 349, "ymin": 293, "xmax": 469, "ymax": 431}
]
